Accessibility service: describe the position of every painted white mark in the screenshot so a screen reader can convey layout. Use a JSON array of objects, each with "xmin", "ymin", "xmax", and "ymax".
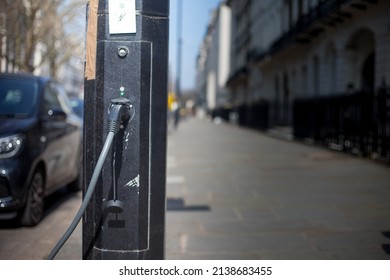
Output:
[{"xmin": 125, "ymin": 174, "xmax": 140, "ymax": 188}]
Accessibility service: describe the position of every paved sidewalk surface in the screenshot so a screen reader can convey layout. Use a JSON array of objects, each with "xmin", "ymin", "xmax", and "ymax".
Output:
[
  {"xmin": 165, "ymin": 118, "xmax": 390, "ymax": 260},
  {"xmin": 54, "ymin": 117, "xmax": 390, "ymax": 260}
]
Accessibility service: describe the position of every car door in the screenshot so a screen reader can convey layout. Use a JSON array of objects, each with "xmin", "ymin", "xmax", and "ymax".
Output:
[
  {"xmin": 53, "ymin": 83, "xmax": 82, "ymax": 182},
  {"xmin": 41, "ymin": 82, "xmax": 70, "ymax": 190}
]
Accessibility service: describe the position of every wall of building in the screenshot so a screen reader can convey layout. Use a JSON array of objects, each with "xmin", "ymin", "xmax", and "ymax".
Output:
[
  {"xmin": 226, "ymin": 0, "xmax": 390, "ymax": 126},
  {"xmin": 196, "ymin": 2, "xmax": 231, "ymax": 111}
]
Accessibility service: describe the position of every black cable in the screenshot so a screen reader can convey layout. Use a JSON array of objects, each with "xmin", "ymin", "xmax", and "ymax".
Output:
[
  {"xmin": 47, "ymin": 131, "xmax": 115, "ymax": 260},
  {"xmin": 47, "ymin": 98, "xmax": 131, "ymax": 260}
]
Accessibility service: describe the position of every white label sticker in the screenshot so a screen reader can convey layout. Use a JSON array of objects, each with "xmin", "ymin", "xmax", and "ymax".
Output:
[{"xmin": 108, "ymin": 0, "xmax": 136, "ymax": 34}]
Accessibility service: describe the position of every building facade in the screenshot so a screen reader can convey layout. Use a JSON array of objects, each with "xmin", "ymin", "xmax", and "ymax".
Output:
[
  {"xmin": 196, "ymin": 2, "xmax": 231, "ymax": 112},
  {"xmin": 215, "ymin": 0, "xmax": 390, "ymax": 159}
]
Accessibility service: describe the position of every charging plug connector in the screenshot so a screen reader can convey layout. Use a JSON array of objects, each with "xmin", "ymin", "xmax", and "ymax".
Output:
[{"xmin": 108, "ymin": 98, "xmax": 132, "ymax": 134}]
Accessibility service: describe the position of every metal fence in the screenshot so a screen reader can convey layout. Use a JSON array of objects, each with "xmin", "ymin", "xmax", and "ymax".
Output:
[{"xmin": 293, "ymin": 88, "xmax": 390, "ymax": 161}]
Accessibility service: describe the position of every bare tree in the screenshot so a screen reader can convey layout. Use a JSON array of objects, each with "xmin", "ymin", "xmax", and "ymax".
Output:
[
  {"xmin": 1, "ymin": 0, "xmax": 85, "ymax": 78},
  {"xmin": 42, "ymin": 0, "xmax": 86, "ymax": 78}
]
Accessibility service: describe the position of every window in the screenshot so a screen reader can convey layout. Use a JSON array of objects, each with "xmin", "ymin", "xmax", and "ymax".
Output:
[
  {"xmin": 0, "ymin": 78, "xmax": 38, "ymax": 116},
  {"xmin": 43, "ymin": 82, "xmax": 72, "ymax": 116},
  {"xmin": 301, "ymin": 65, "xmax": 307, "ymax": 97},
  {"xmin": 313, "ymin": 55, "xmax": 320, "ymax": 96},
  {"xmin": 325, "ymin": 43, "xmax": 337, "ymax": 94},
  {"xmin": 43, "ymin": 83, "xmax": 62, "ymax": 115},
  {"xmin": 55, "ymin": 84, "xmax": 72, "ymax": 115},
  {"xmin": 298, "ymin": 0, "xmax": 304, "ymax": 16}
]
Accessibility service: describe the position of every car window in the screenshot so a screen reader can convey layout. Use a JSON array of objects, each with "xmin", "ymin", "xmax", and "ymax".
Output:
[
  {"xmin": 43, "ymin": 83, "xmax": 62, "ymax": 115},
  {"xmin": 0, "ymin": 78, "xmax": 38, "ymax": 117},
  {"xmin": 55, "ymin": 84, "xmax": 72, "ymax": 115}
]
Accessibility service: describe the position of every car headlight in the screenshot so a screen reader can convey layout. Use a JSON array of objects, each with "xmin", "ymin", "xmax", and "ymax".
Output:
[{"xmin": 0, "ymin": 134, "xmax": 24, "ymax": 159}]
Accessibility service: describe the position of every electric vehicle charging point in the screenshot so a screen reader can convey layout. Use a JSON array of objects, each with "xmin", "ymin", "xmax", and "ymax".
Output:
[{"xmin": 81, "ymin": 0, "xmax": 168, "ymax": 260}]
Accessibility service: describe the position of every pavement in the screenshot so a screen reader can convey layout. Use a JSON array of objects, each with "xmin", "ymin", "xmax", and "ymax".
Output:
[{"xmin": 58, "ymin": 117, "xmax": 390, "ymax": 259}]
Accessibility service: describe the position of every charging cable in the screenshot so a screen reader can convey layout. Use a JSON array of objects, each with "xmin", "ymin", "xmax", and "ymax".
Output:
[{"xmin": 47, "ymin": 98, "xmax": 131, "ymax": 260}]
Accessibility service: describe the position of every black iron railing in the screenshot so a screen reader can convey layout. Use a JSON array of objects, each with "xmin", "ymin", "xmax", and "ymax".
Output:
[{"xmin": 293, "ymin": 88, "xmax": 390, "ymax": 161}]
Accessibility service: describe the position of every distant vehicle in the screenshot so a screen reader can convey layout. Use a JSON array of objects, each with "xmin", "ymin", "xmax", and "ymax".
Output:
[{"xmin": 0, "ymin": 73, "xmax": 82, "ymax": 226}]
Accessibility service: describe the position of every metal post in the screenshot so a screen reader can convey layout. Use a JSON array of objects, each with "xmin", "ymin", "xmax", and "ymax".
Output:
[
  {"xmin": 82, "ymin": 0, "xmax": 169, "ymax": 260},
  {"xmin": 174, "ymin": 0, "xmax": 182, "ymax": 128}
]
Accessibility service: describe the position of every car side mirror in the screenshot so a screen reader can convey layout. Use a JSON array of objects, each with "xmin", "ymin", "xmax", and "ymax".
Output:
[{"xmin": 46, "ymin": 108, "xmax": 67, "ymax": 121}]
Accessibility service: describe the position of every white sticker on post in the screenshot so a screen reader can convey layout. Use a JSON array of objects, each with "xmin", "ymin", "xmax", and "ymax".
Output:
[{"xmin": 108, "ymin": 0, "xmax": 136, "ymax": 34}]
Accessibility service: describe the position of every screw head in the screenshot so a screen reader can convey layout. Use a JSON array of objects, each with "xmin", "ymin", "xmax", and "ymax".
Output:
[{"xmin": 118, "ymin": 47, "xmax": 128, "ymax": 58}]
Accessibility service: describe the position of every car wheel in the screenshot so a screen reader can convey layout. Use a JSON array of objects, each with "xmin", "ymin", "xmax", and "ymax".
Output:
[{"xmin": 20, "ymin": 169, "xmax": 45, "ymax": 226}]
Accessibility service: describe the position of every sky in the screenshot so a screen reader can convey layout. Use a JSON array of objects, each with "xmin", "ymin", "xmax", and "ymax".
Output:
[{"xmin": 169, "ymin": 0, "xmax": 221, "ymax": 92}]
